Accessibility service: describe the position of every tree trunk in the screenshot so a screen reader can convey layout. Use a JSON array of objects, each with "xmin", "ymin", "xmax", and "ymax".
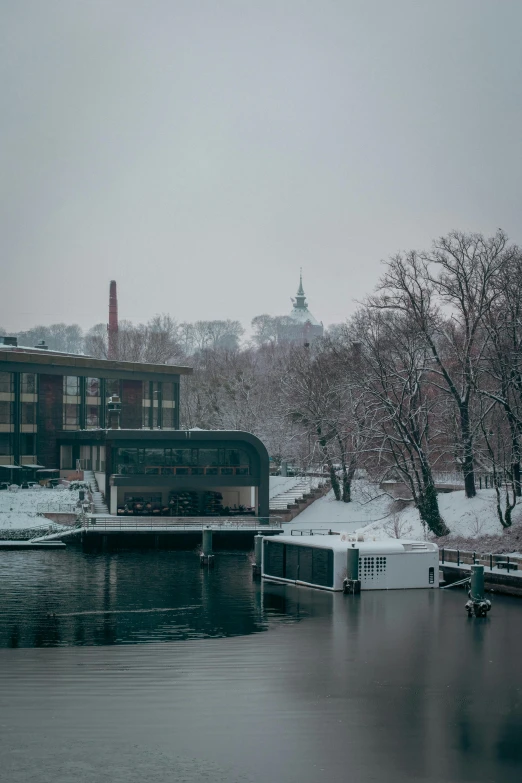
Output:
[
  {"xmin": 417, "ymin": 483, "xmax": 450, "ymax": 537},
  {"xmin": 341, "ymin": 456, "xmax": 357, "ymax": 503},
  {"xmin": 459, "ymin": 403, "xmax": 476, "ymax": 498},
  {"xmin": 336, "ymin": 435, "xmax": 354, "ymax": 503},
  {"xmin": 513, "ymin": 462, "xmax": 521, "ymax": 498},
  {"xmin": 318, "ymin": 429, "xmax": 340, "ymax": 500},
  {"xmin": 507, "ymin": 413, "xmax": 522, "ymax": 497},
  {"xmin": 342, "ymin": 475, "xmax": 351, "ymax": 502}
]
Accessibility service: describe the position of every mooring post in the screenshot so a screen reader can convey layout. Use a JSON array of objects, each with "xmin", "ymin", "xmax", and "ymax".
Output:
[
  {"xmin": 470, "ymin": 564, "xmax": 484, "ymax": 601},
  {"xmin": 200, "ymin": 528, "xmax": 214, "ymax": 568},
  {"xmin": 252, "ymin": 533, "xmax": 263, "ymax": 579}
]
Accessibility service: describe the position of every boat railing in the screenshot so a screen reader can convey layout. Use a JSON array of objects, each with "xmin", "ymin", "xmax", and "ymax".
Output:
[{"xmin": 290, "ymin": 529, "xmax": 336, "ymax": 536}]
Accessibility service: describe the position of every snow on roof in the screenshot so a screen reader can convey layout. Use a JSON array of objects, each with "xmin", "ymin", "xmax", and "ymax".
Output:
[
  {"xmin": 288, "ymin": 307, "xmax": 321, "ymax": 326},
  {"xmin": 268, "ymin": 535, "xmax": 438, "ymax": 553}
]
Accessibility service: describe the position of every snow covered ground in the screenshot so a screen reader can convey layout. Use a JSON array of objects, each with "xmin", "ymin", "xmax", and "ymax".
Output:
[
  {"xmin": 281, "ymin": 480, "xmax": 391, "ymax": 534},
  {"xmin": 283, "ymin": 480, "xmax": 522, "ymax": 543},
  {"xmin": 0, "ymin": 486, "xmax": 79, "ymax": 532}
]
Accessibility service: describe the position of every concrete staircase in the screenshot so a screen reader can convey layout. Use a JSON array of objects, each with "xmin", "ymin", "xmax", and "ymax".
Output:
[
  {"xmin": 269, "ymin": 477, "xmax": 323, "ymax": 511},
  {"xmin": 83, "ymin": 470, "xmax": 109, "ymax": 514}
]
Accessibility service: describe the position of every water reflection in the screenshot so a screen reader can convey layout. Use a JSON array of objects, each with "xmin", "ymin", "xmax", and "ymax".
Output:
[
  {"xmin": 1, "ymin": 550, "xmax": 521, "ymax": 782},
  {"xmin": 0, "ymin": 550, "xmax": 312, "ymax": 648}
]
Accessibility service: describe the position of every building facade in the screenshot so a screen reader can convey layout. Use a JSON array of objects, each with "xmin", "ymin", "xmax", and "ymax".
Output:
[{"xmin": 0, "ymin": 339, "xmax": 269, "ymax": 516}]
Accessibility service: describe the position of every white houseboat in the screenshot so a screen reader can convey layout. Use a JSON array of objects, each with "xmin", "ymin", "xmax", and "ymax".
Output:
[{"xmin": 262, "ymin": 534, "xmax": 439, "ymax": 592}]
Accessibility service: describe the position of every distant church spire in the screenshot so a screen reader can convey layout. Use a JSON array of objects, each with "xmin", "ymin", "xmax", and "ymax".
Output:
[{"xmin": 293, "ymin": 268, "xmax": 307, "ymax": 310}]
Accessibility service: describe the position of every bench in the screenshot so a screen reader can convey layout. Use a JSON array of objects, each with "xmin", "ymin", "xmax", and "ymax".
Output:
[{"xmin": 496, "ymin": 561, "xmax": 518, "ymax": 571}]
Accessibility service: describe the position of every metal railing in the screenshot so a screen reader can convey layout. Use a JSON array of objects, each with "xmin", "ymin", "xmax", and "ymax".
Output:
[
  {"xmin": 440, "ymin": 548, "xmax": 522, "ymax": 574},
  {"xmin": 290, "ymin": 529, "xmax": 335, "ymax": 536},
  {"xmin": 37, "ymin": 503, "xmax": 79, "ymax": 514},
  {"xmin": 82, "ymin": 516, "xmax": 282, "ymax": 532}
]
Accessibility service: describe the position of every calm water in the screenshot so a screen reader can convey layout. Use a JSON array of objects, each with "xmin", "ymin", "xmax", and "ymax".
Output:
[{"xmin": 1, "ymin": 550, "xmax": 521, "ymax": 782}]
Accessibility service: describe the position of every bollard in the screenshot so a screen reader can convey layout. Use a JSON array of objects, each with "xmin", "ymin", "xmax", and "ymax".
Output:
[
  {"xmin": 466, "ymin": 564, "xmax": 491, "ymax": 618},
  {"xmin": 470, "ymin": 564, "xmax": 484, "ymax": 601}
]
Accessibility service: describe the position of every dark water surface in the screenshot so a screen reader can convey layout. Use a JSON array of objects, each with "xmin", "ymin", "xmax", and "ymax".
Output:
[{"xmin": 0, "ymin": 550, "xmax": 521, "ymax": 782}]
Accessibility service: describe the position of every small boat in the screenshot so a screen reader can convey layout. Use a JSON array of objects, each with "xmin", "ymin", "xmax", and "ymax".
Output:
[{"xmin": 262, "ymin": 534, "xmax": 439, "ymax": 591}]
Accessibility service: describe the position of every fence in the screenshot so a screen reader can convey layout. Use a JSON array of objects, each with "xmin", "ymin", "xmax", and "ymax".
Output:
[{"xmin": 440, "ymin": 548, "xmax": 522, "ymax": 574}]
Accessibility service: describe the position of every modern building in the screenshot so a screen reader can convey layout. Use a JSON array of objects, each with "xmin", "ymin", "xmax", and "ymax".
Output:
[
  {"xmin": 284, "ymin": 273, "xmax": 323, "ymax": 344},
  {"xmin": 0, "ymin": 338, "xmax": 269, "ymax": 516}
]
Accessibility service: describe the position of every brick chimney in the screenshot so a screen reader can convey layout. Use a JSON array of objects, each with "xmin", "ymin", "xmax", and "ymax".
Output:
[{"xmin": 107, "ymin": 280, "xmax": 118, "ymax": 360}]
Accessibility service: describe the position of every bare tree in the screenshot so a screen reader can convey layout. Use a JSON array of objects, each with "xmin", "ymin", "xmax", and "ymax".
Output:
[
  {"xmin": 251, "ymin": 315, "xmax": 295, "ymax": 346},
  {"xmin": 350, "ymin": 307, "xmax": 450, "ymax": 536},
  {"xmin": 85, "ymin": 315, "xmax": 184, "ymax": 364},
  {"xmin": 371, "ymin": 230, "xmax": 512, "ymax": 498},
  {"xmin": 13, "ymin": 323, "xmax": 84, "ymax": 353}
]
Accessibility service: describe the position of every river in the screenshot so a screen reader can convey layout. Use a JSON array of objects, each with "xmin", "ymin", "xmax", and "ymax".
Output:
[{"xmin": 0, "ymin": 549, "xmax": 521, "ymax": 782}]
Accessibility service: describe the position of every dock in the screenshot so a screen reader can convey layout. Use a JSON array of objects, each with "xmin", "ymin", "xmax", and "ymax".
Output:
[
  {"xmin": 441, "ymin": 562, "xmax": 522, "ymax": 597},
  {"xmin": 30, "ymin": 515, "xmax": 283, "ymax": 552},
  {"xmin": 0, "ymin": 540, "xmax": 66, "ymax": 550}
]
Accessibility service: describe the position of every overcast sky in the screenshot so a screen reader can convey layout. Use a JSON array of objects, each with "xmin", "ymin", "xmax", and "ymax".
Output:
[{"xmin": 2, "ymin": 0, "xmax": 522, "ymax": 333}]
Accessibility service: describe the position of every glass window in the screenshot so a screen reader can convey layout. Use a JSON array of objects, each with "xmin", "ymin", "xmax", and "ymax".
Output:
[
  {"xmin": 162, "ymin": 382, "xmax": 174, "ymax": 401},
  {"xmin": 162, "ymin": 408, "xmax": 174, "ymax": 428},
  {"xmin": 145, "ymin": 448, "xmax": 164, "ymax": 465},
  {"xmin": 60, "ymin": 445, "xmax": 73, "ymax": 469},
  {"xmin": 21, "ymin": 402, "xmax": 36, "ymax": 425},
  {"xmin": 63, "ymin": 404, "xmax": 80, "ymax": 428},
  {"xmin": 21, "ymin": 373, "xmax": 36, "ymax": 394},
  {"xmin": 64, "ymin": 376, "xmax": 79, "ymax": 396},
  {"xmin": 86, "ymin": 405, "xmax": 100, "ymax": 428},
  {"xmin": 80, "ymin": 445, "xmax": 92, "ymax": 470},
  {"xmin": 144, "ymin": 382, "xmax": 160, "ymax": 401},
  {"xmin": 0, "ymin": 433, "xmax": 12, "ymax": 455},
  {"xmin": 171, "ymin": 449, "xmax": 195, "ymax": 465},
  {"xmin": 86, "ymin": 377, "xmax": 100, "ymax": 397},
  {"xmin": 118, "ymin": 448, "xmax": 137, "ymax": 465},
  {"xmin": 0, "ymin": 401, "xmax": 13, "ymax": 425},
  {"xmin": 20, "ymin": 433, "xmax": 35, "ymax": 455},
  {"xmin": 199, "ymin": 449, "xmax": 219, "ymax": 467},
  {"xmin": 0, "ymin": 373, "xmax": 12, "ymax": 394},
  {"xmin": 106, "ymin": 379, "xmax": 120, "ymax": 398},
  {"xmin": 226, "ymin": 449, "xmax": 250, "ymax": 467}
]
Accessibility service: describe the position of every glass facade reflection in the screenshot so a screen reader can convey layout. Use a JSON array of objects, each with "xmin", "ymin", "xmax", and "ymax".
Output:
[{"xmin": 115, "ymin": 447, "xmax": 251, "ymax": 476}]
